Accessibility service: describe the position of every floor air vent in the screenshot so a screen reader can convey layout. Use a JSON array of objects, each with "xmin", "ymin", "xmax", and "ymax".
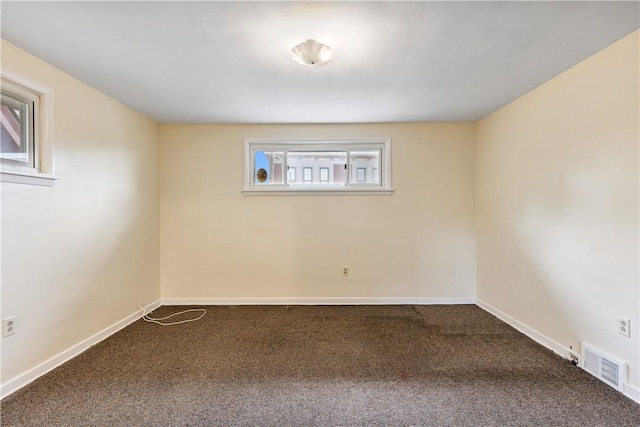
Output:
[{"xmin": 582, "ymin": 342, "xmax": 626, "ymax": 392}]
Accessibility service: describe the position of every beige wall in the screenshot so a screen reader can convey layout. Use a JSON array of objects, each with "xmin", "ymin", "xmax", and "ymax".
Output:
[
  {"xmin": 1, "ymin": 40, "xmax": 160, "ymax": 383},
  {"xmin": 476, "ymin": 31, "xmax": 639, "ymax": 388},
  {"xmin": 160, "ymin": 123, "xmax": 476, "ymax": 300}
]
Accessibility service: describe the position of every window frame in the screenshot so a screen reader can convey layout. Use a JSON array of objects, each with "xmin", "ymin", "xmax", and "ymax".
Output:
[
  {"xmin": 1, "ymin": 68, "xmax": 56, "ymax": 186},
  {"xmin": 243, "ymin": 137, "xmax": 392, "ymax": 195},
  {"xmin": 0, "ymin": 89, "xmax": 37, "ymax": 168}
]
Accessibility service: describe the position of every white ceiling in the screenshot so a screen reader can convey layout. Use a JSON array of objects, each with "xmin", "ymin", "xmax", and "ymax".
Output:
[{"xmin": 1, "ymin": 1, "xmax": 638, "ymax": 124}]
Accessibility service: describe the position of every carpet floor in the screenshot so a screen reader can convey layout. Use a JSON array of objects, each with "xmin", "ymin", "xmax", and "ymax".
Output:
[{"xmin": 1, "ymin": 305, "xmax": 638, "ymax": 426}]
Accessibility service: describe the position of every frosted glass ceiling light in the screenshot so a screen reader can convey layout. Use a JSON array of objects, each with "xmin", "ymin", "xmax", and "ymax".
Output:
[{"xmin": 291, "ymin": 39, "xmax": 333, "ymax": 66}]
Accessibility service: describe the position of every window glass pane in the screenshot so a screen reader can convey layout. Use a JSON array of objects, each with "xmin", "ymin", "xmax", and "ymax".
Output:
[
  {"xmin": 254, "ymin": 150, "xmax": 284, "ymax": 184},
  {"xmin": 1, "ymin": 92, "xmax": 32, "ymax": 166},
  {"xmin": 320, "ymin": 167, "xmax": 329, "ymax": 183},
  {"xmin": 350, "ymin": 150, "xmax": 380, "ymax": 184},
  {"xmin": 287, "ymin": 151, "xmax": 347, "ymax": 185},
  {"xmin": 287, "ymin": 166, "xmax": 296, "ymax": 183},
  {"xmin": 303, "ymin": 167, "xmax": 312, "ymax": 183}
]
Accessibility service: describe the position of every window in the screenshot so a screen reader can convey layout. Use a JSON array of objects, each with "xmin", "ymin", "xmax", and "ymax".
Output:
[
  {"xmin": 287, "ymin": 166, "xmax": 296, "ymax": 183},
  {"xmin": 243, "ymin": 138, "xmax": 392, "ymax": 195},
  {"xmin": 303, "ymin": 167, "xmax": 312, "ymax": 183},
  {"xmin": 1, "ymin": 68, "xmax": 56, "ymax": 186},
  {"xmin": 253, "ymin": 150, "xmax": 284, "ymax": 185},
  {"xmin": 319, "ymin": 167, "xmax": 329, "ymax": 183},
  {"xmin": 1, "ymin": 90, "xmax": 36, "ymax": 167}
]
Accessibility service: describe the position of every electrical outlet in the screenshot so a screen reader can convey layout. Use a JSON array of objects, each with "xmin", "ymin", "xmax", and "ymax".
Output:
[
  {"xmin": 3, "ymin": 316, "xmax": 16, "ymax": 337},
  {"xmin": 342, "ymin": 266, "xmax": 349, "ymax": 277},
  {"xmin": 618, "ymin": 316, "xmax": 630, "ymax": 337}
]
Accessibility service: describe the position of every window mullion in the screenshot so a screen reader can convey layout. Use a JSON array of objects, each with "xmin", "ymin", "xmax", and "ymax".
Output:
[{"xmin": 345, "ymin": 150, "xmax": 351, "ymax": 187}]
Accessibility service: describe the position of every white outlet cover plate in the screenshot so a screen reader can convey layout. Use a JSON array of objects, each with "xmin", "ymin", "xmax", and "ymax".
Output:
[
  {"xmin": 618, "ymin": 316, "xmax": 630, "ymax": 337},
  {"xmin": 3, "ymin": 316, "xmax": 16, "ymax": 337}
]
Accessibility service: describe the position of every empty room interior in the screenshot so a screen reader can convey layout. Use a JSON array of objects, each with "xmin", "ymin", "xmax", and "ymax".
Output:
[{"xmin": 0, "ymin": 1, "xmax": 639, "ymax": 425}]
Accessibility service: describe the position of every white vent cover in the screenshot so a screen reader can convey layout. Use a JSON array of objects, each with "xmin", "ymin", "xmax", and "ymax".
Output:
[{"xmin": 582, "ymin": 342, "xmax": 626, "ymax": 392}]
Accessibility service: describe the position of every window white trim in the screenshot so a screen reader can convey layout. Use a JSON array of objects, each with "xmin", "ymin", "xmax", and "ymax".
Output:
[
  {"xmin": 1, "ymin": 68, "xmax": 57, "ymax": 186},
  {"xmin": 242, "ymin": 137, "xmax": 392, "ymax": 195}
]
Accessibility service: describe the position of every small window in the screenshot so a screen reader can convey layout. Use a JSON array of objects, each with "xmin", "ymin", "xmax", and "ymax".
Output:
[
  {"xmin": 1, "ymin": 69, "xmax": 56, "ymax": 186},
  {"xmin": 303, "ymin": 167, "xmax": 312, "ymax": 183},
  {"xmin": 1, "ymin": 90, "xmax": 36, "ymax": 167},
  {"xmin": 319, "ymin": 167, "xmax": 329, "ymax": 183},
  {"xmin": 287, "ymin": 166, "xmax": 296, "ymax": 183},
  {"xmin": 243, "ymin": 138, "xmax": 392, "ymax": 195}
]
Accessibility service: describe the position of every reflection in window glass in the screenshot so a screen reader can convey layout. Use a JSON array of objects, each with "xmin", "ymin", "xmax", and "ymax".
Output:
[
  {"xmin": 303, "ymin": 167, "xmax": 312, "ymax": 183},
  {"xmin": 350, "ymin": 150, "xmax": 380, "ymax": 184},
  {"xmin": 288, "ymin": 152, "xmax": 347, "ymax": 185},
  {"xmin": 1, "ymin": 91, "xmax": 33, "ymax": 166},
  {"xmin": 254, "ymin": 150, "xmax": 284, "ymax": 184},
  {"xmin": 287, "ymin": 167, "xmax": 296, "ymax": 183},
  {"xmin": 320, "ymin": 167, "xmax": 329, "ymax": 183}
]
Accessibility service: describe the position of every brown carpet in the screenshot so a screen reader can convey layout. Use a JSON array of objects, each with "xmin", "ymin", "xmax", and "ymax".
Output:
[{"xmin": 1, "ymin": 305, "xmax": 638, "ymax": 426}]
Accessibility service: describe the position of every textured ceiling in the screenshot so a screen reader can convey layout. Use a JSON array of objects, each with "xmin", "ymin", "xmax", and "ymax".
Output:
[{"xmin": 1, "ymin": 1, "xmax": 638, "ymax": 124}]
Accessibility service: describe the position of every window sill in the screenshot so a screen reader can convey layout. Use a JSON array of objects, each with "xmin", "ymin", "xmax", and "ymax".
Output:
[
  {"xmin": 1, "ymin": 169, "xmax": 58, "ymax": 187},
  {"xmin": 242, "ymin": 187, "xmax": 394, "ymax": 196}
]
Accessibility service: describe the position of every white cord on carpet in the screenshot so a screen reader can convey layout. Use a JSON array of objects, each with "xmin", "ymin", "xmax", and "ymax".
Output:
[{"xmin": 138, "ymin": 306, "xmax": 206, "ymax": 326}]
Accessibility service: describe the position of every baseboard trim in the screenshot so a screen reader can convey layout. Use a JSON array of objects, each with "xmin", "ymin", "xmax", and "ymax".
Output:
[
  {"xmin": 476, "ymin": 298, "xmax": 575, "ymax": 360},
  {"xmin": 476, "ymin": 298, "xmax": 640, "ymax": 404},
  {"xmin": 161, "ymin": 297, "xmax": 476, "ymax": 306},
  {"xmin": 624, "ymin": 382, "xmax": 640, "ymax": 403},
  {"xmin": 0, "ymin": 299, "xmax": 161, "ymax": 399}
]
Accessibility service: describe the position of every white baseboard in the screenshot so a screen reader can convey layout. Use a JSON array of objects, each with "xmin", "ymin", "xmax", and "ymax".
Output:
[
  {"xmin": 161, "ymin": 297, "xmax": 476, "ymax": 306},
  {"xmin": 624, "ymin": 382, "xmax": 640, "ymax": 403},
  {"xmin": 476, "ymin": 298, "xmax": 640, "ymax": 405},
  {"xmin": 476, "ymin": 298, "xmax": 573, "ymax": 360},
  {"xmin": 0, "ymin": 299, "xmax": 161, "ymax": 399}
]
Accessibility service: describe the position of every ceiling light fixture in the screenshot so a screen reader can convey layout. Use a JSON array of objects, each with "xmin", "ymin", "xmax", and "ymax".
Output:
[{"xmin": 291, "ymin": 39, "xmax": 333, "ymax": 67}]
